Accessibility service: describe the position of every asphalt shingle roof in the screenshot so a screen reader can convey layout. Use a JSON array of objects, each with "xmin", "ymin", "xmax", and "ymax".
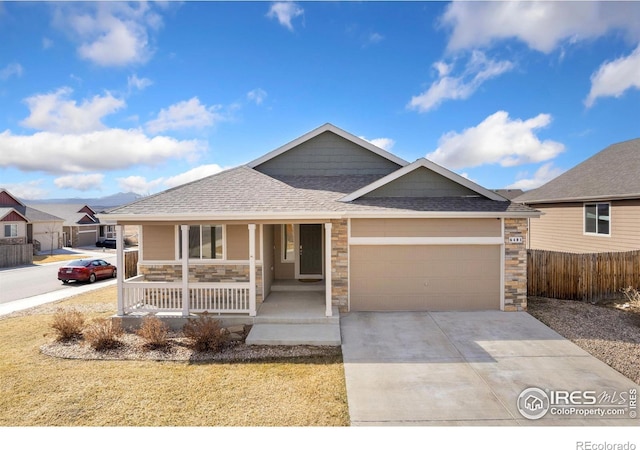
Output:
[
  {"xmin": 25, "ymin": 203, "xmax": 97, "ymax": 226},
  {"xmin": 107, "ymin": 168, "xmax": 537, "ymax": 217},
  {"xmin": 515, "ymin": 138, "xmax": 640, "ymax": 203}
]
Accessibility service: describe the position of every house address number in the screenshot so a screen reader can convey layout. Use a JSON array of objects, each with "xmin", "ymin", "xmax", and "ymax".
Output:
[{"xmin": 509, "ymin": 236, "xmax": 523, "ymax": 244}]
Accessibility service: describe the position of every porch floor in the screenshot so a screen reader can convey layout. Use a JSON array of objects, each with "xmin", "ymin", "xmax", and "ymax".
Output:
[{"xmin": 246, "ymin": 290, "xmax": 341, "ymax": 346}]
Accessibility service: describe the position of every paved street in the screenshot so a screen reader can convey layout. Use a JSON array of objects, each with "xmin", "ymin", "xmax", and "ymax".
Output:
[{"xmin": 0, "ymin": 250, "xmax": 116, "ymax": 304}]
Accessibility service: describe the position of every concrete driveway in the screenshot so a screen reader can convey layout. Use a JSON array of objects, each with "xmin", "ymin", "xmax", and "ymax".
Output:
[{"xmin": 341, "ymin": 311, "xmax": 639, "ymax": 426}]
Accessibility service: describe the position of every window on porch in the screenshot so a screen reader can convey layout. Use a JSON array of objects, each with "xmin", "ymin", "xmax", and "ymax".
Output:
[
  {"xmin": 179, "ymin": 225, "xmax": 224, "ymax": 259},
  {"xmin": 282, "ymin": 223, "xmax": 295, "ymax": 262}
]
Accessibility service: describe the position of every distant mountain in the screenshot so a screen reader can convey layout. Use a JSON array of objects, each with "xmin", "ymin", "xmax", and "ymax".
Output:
[{"xmin": 26, "ymin": 192, "xmax": 144, "ymax": 209}]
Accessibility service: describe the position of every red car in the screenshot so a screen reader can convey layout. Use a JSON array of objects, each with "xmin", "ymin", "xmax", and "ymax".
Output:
[{"xmin": 58, "ymin": 258, "xmax": 117, "ymax": 284}]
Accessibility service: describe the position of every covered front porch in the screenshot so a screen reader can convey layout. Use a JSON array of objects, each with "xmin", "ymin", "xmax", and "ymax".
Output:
[{"xmin": 114, "ymin": 222, "xmax": 340, "ymax": 321}]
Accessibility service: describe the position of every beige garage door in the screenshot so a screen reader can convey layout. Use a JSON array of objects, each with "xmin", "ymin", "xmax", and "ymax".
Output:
[
  {"xmin": 350, "ymin": 245, "xmax": 501, "ymax": 311},
  {"xmin": 77, "ymin": 229, "xmax": 98, "ymax": 247}
]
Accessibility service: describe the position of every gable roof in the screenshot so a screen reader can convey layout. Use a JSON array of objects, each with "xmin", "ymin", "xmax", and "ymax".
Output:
[
  {"xmin": 0, "ymin": 189, "xmax": 64, "ymax": 223},
  {"xmin": 103, "ymin": 124, "xmax": 538, "ymax": 220},
  {"xmin": 0, "ymin": 189, "xmax": 25, "ymax": 208},
  {"xmin": 340, "ymin": 158, "xmax": 507, "ymax": 202},
  {"xmin": 106, "ymin": 166, "xmax": 336, "ymax": 219},
  {"xmin": 516, "ymin": 138, "xmax": 640, "ymax": 204},
  {"xmin": 0, "ymin": 208, "xmax": 29, "ymax": 222},
  {"xmin": 26, "ymin": 203, "xmax": 99, "ymax": 226},
  {"xmin": 247, "ymin": 123, "xmax": 408, "ymax": 169}
]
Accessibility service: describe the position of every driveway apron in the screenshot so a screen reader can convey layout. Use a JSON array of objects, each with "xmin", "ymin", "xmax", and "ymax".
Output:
[{"xmin": 340, "ymin": 311, "xmax": 639, "ymax": 426}]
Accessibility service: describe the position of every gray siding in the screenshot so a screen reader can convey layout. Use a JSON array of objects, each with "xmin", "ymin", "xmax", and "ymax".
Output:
[
  {"xmin": 363, "ymin": 166, "xmax": 477, "ymax": 198},
  {"xmin": 254, "ymin": 131, "xmax": 401, "ymax": 177}
]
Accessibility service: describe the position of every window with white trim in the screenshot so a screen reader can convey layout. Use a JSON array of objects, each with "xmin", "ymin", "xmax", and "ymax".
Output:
[
  {"xmin": 282, "ymin": 224, "xmax": 295, "ymax": 263},
  {"xmin": 179, "ymin": 225, "xmax": 224, "ymax": 259},
  {"xmin": 4, "ymin": 224, "xmax": 18, "ymax": 238},
  {"xmin": 584, "ymin": 203, "xmax": 610, "ymax": 235}
]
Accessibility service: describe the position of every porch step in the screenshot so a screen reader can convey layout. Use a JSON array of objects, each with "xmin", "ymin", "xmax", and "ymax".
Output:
[
  {"xmin": 271, "ymin": 280, "xmax": 325, "ymax": 292},
  {"xmin": 245, "ymin": 323, "xmax": 341, "ymax": 346},
  {"xmin": 254, "ymin": 306, "xmax": 340, "ymax": 325}
]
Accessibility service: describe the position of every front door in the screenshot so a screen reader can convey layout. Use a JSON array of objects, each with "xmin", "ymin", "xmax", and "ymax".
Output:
[{"xmin": 299, "ymin": 224, "xmax": 323, "ymax": 276}]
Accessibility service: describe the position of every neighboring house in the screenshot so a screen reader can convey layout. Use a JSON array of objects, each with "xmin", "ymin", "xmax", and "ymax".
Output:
[
  {"xmin": 493, "ymin": 189, "xmax": 524, "ymax": 200},
  {"xmin": 515, "ymin": 138, "xmax": 640, "ymax": 253},
  {"xmin": 103, "ymin": 123, "xmax": 538, "ymax": 319},
  {"xmin": 27, "ymin": 203, "xmax": 101, "ymax": 248},
  {"xmin": 0, "ymin": 189, "xmax": 64, "ymax": 253}
]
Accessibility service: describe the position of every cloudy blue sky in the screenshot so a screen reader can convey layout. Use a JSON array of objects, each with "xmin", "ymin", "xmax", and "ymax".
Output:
[{"xmin": 1, "ymin": 1, "xmax": 639, "ymax": 200}]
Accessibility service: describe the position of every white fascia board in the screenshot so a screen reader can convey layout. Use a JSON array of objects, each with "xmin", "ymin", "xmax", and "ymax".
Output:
[
  {"xmin": 0, "ymin": 208, "xmax": 29, "ymax": 222},
  {"xmin": 246, "ymin": 123, "xmax": 408, "ymax": 169},
  {"xmin": 345, "ymin": 210, "xmax": 541, "ymax": 219},
  {"xmin": 0, "ymin": 189, "xmax": 26, "ymax": 207},
  {"xmin": 349, "ymin": 236, "xmax": 504, "ymax": 246},
  {"xmin": 98, "ymin": 211, "xmax": 345, "ymax": 222},
  {"xmin": 521, "ymin": 193, "xmax": 640, "ymax": 205},
  {"xmin": 340, "ymin": 158, "xmax": 507, "ymax": 202}
]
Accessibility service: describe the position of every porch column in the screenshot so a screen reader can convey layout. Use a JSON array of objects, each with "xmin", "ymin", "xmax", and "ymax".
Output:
[
  {"xmin": 116, "ymin": 225, "xmax": 124, "ymax": 316},
  {"xmin": 248, "ymin": 224, "xmax": 257, "ymax": 317},
  {"xmin": 324, "ymin": 222, "xmax": 333, "ymax": 317},
  {"xmin": 180, "ymin": 225, "xmax": 190, "ymax": 317}
]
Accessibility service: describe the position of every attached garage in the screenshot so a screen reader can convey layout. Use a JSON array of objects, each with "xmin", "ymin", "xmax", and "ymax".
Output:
[
  {"xmin": 77, "ymin": 227, "xmax": 98, "ymax": 247},
  {"xmin": 350, "ymin": 245, "xmax": 501, "ymax": 311},
  {"xmin": 349, "ymin": 218, "xmax": 504, "ymax": 312}
]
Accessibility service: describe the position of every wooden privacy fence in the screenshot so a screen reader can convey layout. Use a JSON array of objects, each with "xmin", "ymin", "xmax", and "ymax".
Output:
[
  {"xmin": 124, "ymin": 250, "xmax": 139, "ymax": 279},
  {"xmin": 528, "ymin": 249, "xmax": 640, "ymax": 302},
  {"xmin": 0, "ymin": 244, "xmax": 33, "ymax": 268}
]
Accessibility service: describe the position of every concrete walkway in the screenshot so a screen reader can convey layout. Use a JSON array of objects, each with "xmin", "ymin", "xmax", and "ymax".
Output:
[{"xmin": 341, "ymin": 311, "xmax": 639, "ymax": 426}]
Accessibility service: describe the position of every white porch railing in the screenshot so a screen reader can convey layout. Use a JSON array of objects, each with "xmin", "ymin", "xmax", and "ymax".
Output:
[{"xmin": 122, "ymin": 276, "xmax": 251, "ymax": 315}]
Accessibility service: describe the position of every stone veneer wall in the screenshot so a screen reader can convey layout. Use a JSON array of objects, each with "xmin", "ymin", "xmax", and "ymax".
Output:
[
  {"xmin": 504, "ymin": 218, "xmax": 528, "ymax": 311},
  {"xmin": 139, "ymin": 263, "xmax": 264, "ymax": 303},
  {"xmin": 330, "ymin": 219, "xmax": 349, "ymax": 312}
]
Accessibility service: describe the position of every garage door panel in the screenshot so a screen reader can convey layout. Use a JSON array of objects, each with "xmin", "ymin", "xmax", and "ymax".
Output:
[{"xmin": 350, "ymin": 245, "xmax": 500, "ymax": 311}]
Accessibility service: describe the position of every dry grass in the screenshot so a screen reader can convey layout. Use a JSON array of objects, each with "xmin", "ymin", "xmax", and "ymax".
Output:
[
  {"xmin": 33, "ymin": 254, "xmax": 89, "ymax": 264},
  {"xmin": 0, "ymin": 286, "xmax": 349, "ymax": 426}
]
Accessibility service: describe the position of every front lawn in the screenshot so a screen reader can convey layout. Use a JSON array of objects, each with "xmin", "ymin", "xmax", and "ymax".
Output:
[{"xmin": 0, "ymin": 286, "xmax": 349, "ymax": 426}]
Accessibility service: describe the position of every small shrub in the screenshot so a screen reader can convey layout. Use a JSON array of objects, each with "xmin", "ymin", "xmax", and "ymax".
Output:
[
  {"xmin": 50, "ymin": 308, "xmax": 85, "ymax": 341},
  {"xmin": 84, "ymin": 318, "xmax": 124, "ymax": 351},
  {"xmin": 137, "ymin": 315, "xmax": 169, "ymax": 349},
  {"xmin": 182, "ymin": 313, "xmax": 227, "ymax": 352},
  {"xmin": 621, "ymin": 286, "xmax": 640, "ymax": 306}
]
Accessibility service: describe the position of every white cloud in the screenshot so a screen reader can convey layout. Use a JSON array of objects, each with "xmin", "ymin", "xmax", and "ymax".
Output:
[
  {"xmin": 0, "ymin": 129, "xmax": 205, "ymax": 174},
  {"xmin": 54, "ymin": 173, "xmax": 105, "ymax": 191},
  {"xmin": 42, "ymin": 37, "xmax": 54, "ymax": 49},
  {"xmin": 507, "ymin": 163, "xmax": 565, "ymax": 190},
  {"xmin": 117, "ymin": 175, "xmax": 164, "ymax": 195},
  {"xmin": 267, "ymin": 2, "xmax": 304, "ymax": 31},
  {"xmin": 408, "ymin": 51, "xmax": 514, "ymax": 112},
  {"xmin": 55, "ymin": 2, "xmax": 163, "ymax": 66},
  {"xmin": 0, "ymin": 63, "xmax": 23, "ymax": 81},
  {"xmin": 145, "ymin": 97, "xmax": 225, "ymax": 134},
  {"xmin": 20, "ymin": 87, "xmax": 125, "ymax": 134},
  {"xmin": 2, "ymin": 180, "xmax": 49, "ymax": 200},
  {"xmin": 116, "ymin": 164, "xmax": 225, "ymax": 195},
  {"xmin": 360, "ymin": 136, "xmax": 395, "ymax": 151},
  {"xmin": 441, "ymin": 2, "xmax": 640, "ymax": 53},
  {"xmin": 585, "ymin": 44, "xmax": 640, "ymax": 107},
  {"xmin": 247, "ymin": 88, "xmax": 267, "ymax": 105},
  {"xmin": 367, "ymin": 32, "xmax": 384, "ymax": 45},
  {"xmin": 128, "ymin": 74, "xmax": 153, "ymax": 92},
  {"xmin": 164, "ymin": 164, "xmax": 225, "ymax": 188},
  {"xmin": 427, "ymin": 111, "xmax": 565, "ymax": 170}
]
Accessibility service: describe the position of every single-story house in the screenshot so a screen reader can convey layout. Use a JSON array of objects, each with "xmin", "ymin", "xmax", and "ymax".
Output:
[
  {"xmin": 0, "ymin": 189, "xmax": 64, "ymax": 253},
  {"xmin": 514, "ymin": 137, "xmax": 640, "ymax": 253},
  {"xmin": 102, "ymin": 123, "xmax": 539, "ymax": 319},
  {"xmin": 27, "ymin": 203, "xmax": 102, "ymax": 248}
]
